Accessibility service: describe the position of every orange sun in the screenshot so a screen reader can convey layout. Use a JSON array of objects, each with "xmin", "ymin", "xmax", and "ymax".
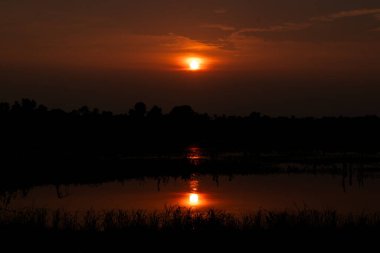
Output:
[{"xmin": 187, "ymin": 58, "xmax": 202, "ymax": 71}]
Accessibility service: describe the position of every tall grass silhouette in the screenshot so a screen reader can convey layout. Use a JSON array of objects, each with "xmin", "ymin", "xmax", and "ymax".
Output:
[
  {"xmin": 2, "ymin": 206, "xmax": 380, "ymax": 233},
  {"xmin": 2, "ymin": 206, "xmax": 380, "ymax": 252}
]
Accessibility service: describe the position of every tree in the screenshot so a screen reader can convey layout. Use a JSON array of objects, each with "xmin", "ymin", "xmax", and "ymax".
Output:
[
  {"xmin": 249, "ymin": 112, "xmax": 262, "ymax": 120},
  {"xmin": 0, "ymin": 102, "xmax": 10, "ymax": 114},
  {"xmin": 36, "ymin": 105, "xmax": 48, "ymax": 113},
  {"xmin": 169, "ymin": 105, "xmax": 195, "ymax": 120},
  {"xmin": 129, "ymin": 102, "xmax": 146, "ymax": 119},
  {"xmin": 78, "ymin": 106, "xmax": 90, "ymax": 116},
  {"xmin": 21, "ymin": 98, "xmax": 37, "ymax": 113},
  {"xmin": 11, "ymin": 101, "xmax": 21, "ymax": 113},
  {"xmin": 147, "ymin": 105, "xmax": 162, "ymax": 119}
]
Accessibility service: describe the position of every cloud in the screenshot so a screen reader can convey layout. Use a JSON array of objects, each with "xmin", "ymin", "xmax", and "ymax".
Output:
[
  {"xmin": 234, "ymin": 22, "xmax": 311, "ymax": 36},
  {"xmin": 232, "ymin": 8, "xmax": 380, "ymax": 37},
  {"xmin": 202, "ymin": 24, "xmax": 236, "ymax": 31},
  {"xmin": 160, "ymin": 34, "xmax": 221, "ymax": 52},
  {"xmin": 213, "ymin": 9, "xmax": 227, "ymax": 14},
  {"xmin": 311, "ymin": 8, "xmax": 380, "ymax": 22}
]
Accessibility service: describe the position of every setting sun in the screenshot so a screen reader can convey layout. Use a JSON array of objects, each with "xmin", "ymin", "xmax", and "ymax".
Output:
[
  {"xmin": 187, "ymin": 58, "xmax": 202, "ymax": 71},
  {"xmin": 189, "ymin": 59, "xmax": 200, "ymax": 70},
  {"xmin": 189, "ymin": 193, "xmax": 199, "ymax": 205}
]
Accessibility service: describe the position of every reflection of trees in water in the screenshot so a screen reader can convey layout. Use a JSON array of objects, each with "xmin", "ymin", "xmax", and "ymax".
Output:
[
  {"xmin": 0, "ymin": 192, "xmax": 15, "ymax": 209},
  {"xmin": 0, "ymin": 185, "xmax": 71, "ymax": 208},
  {"xmin": 280, "ymin": 162, "xmax": 380, "ymax": 191},
  {"xmin": 184, "ymin": 146, "xmax": 380, "ymax": 191},
  {"xmin": 0, "ymin": 189, "xmax": 29, "ymax": 209},
  {"xmin": 155, "ymin": 175, "xmax": 200, "ymax": 194},
  {"xmin": 339, "ymin": 163, "xmax": 378, "ymax": 192},
  {"xmin": 154, "ymin": 162, "xmax": 377, "ymax": 195},
  {"xmin": 1, "ymin": 160, "xmax": 380, "ymax": 208},
  {"xmin": 55, "ymin": 185, "xmax": 70, "ymax": 199},
  {"xmin": 156, "ymin": 177, "xmax": 171, "ymax": 192}
]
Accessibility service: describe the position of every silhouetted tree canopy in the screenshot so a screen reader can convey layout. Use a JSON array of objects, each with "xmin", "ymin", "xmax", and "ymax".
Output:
[
  {"xmin": 0, "ymin": 102, "xmax": 9, "ymax": 113},
  {"xmin": 0, "ymin": 98, "xmax": 380, "ymax": 160},
  {"xmin": 169, "ymin": 105, "xmax": 195, "ymax": 120},
  {"xmin": 21, "ymin": 99, "xmax": 37, "ymax": 113},
  {"xmin": 147, "ymin": 105, "xmax": 162, "ymax": 119},
  {"xmin": 129, "ymin": 102, "xmax": 147, "ymax": 119}
]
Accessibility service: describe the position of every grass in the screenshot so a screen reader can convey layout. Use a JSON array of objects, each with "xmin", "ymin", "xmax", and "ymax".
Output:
[
  {"xmin": 1, "ymin": 207, "xmax": 380, "ymax": 252},
  {"xmin": 1, "ymin": 206, "xmax": 380, "ymax": 233}
]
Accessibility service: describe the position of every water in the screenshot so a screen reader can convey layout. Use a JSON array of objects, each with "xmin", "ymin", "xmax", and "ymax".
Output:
[
  {"xmin": 3, "ymin": 147, "xmax": 380, "ymax": 214},
  {"xmin": 4, "ymin": 173, "xmax": 380, "ymax": 214}
]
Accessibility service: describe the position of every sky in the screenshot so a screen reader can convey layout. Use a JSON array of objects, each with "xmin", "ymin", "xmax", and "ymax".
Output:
[{"xmin": 1, "ymin": 0, "xmax": 380, "ymax": 116}]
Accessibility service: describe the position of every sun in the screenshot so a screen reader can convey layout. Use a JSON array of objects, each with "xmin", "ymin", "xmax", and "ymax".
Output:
[
  {"xmin": 187, "ymin": 58, "xmax": 202, "ymax": 71},
  {"xmin": 189, "ymin": 193, "xmax": 199, "ymax": 205},
  {"xmin": 189, "ymin": 59, "xmax": 200, "ymax": 70}
]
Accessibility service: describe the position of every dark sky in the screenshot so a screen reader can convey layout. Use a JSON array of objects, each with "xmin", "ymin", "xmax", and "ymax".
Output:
[{"xmin": 1, "ymin": 0, "xmax": 380, "ymax": 116}]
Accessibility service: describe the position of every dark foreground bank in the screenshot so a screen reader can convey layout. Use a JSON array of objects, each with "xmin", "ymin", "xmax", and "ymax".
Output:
[{"xmin": 1, "ymin": 207, "xmax": 379, "ymax": 252}]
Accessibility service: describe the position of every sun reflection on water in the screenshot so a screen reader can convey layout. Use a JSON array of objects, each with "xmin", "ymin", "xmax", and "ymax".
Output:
[
  {"xmin": 187, "ymin": 174, "xmax": 201, "ymax": 206},
  {"xmin": 189, "ymin": 193, "xmax": 199, "ymax": 205}
]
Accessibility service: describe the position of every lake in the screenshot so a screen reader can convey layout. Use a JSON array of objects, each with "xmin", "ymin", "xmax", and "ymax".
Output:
[{"xmin": 4, "ymin": 173, "xmax": 380, "ymax": 214}]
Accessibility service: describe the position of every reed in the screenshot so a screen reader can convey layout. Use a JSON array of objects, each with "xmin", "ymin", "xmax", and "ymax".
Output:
[{"xmin": 1, "ymin": 207, "xmax": 380, "ymax": 233}]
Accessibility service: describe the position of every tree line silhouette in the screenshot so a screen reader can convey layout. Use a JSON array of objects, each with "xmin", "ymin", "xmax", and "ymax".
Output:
[
  {"xmin": 1, "ymin": 98, "xmax": 380, "ymax": 156},
  {"xmin": 1, "ymin": 98, "xmax": 380, "ymax": 189}
]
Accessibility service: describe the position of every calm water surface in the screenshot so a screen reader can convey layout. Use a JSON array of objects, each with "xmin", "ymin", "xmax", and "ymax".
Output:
[{"xmin": 6, "ymin": 174, "xmax": 380, "ymax": 214}]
